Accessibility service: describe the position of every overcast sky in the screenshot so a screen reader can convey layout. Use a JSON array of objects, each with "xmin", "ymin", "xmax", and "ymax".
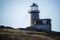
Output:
[{"xmin": 0, "ymin": 0, "xmax": 60, "ymax": 32}]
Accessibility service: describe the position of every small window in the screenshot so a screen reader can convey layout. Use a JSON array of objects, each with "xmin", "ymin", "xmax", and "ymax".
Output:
[{"xmin": 42, "ymin": 20, "xmax": 47, "ymax": 24}]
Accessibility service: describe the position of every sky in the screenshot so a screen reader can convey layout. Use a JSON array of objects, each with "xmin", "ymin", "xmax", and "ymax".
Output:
[{"xmin": 0, "ymin": 0, "xmax": 60, "ymax": 32}]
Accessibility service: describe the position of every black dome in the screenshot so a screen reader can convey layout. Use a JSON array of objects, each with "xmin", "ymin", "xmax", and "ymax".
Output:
[{"xmin": 31, "ymin": 3, "xmax": 38, "ymax": 7}]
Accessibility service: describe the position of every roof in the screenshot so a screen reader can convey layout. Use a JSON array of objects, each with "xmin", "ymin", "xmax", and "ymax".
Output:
[
  {"xmin": 31, "ymin": 3, "xmax": 38, "ymax": 7},
  {"xmin": 34, "ymin": 19, "xmax": 51, "ymax": 21}
]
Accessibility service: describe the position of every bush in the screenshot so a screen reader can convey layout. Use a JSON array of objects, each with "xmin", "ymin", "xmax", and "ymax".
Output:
[{"xmin": 0, "ymin": 25, "xmax": 4, "ymax": 28}]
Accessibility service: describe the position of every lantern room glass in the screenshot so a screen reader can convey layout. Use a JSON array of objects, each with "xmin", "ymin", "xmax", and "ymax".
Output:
[{"xmin": 31, "ymin": 6, "xmax": 38, "ymax": 11}]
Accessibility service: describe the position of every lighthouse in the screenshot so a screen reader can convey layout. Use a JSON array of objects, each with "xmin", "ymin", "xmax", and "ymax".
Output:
[
  {"xmin": 29, "ymin": 3, "xmax": 40, "ymax": 27},
  {"xmin": 28, "ymin": 3, "xmax": 51, "ymax": 31}
]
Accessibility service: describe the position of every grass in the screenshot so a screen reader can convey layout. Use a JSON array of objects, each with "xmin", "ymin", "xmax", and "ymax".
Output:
[{"xmin": 0, "ymin": 28, "xmax": 60, "ymax": 40}]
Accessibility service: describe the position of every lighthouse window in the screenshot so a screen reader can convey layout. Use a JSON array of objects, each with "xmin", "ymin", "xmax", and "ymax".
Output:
[
  {"xmin": 42, "ymin": 20, "xmax": 47, "ymax": 24},
  {"xmin": 31, "ymin": 6, "xmax": 38, "ymax": 11}
]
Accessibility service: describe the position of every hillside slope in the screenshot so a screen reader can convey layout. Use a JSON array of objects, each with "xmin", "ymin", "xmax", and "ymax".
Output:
[{"xmin": 0, "ymin": 28, "xmax": 60, "ymax": 40}]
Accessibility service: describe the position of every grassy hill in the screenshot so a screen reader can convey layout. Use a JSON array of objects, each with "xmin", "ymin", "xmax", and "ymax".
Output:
[{"xmin": 0, "ymin": 28, "xmax": 60, "ymax": 40}]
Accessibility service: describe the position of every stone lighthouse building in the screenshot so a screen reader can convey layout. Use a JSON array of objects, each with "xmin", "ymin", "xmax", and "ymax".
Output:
[
  {"xmin": 29, "ymin": 3, "xmax": 40, "ymax": 27},
  {"xmin": 27, "ymin": 3, "xmax": 51, "ymax": 31}
]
